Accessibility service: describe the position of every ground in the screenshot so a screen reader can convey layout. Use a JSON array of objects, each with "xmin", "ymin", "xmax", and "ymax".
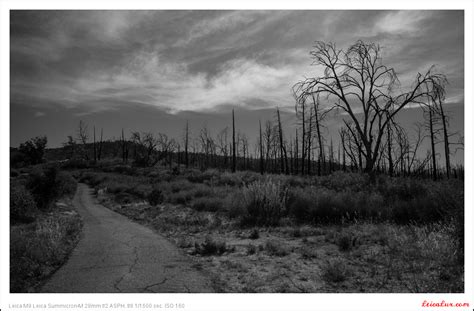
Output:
[{"xmin": 73, "ymin": 162, "xmax": 463, "ymax": 293}]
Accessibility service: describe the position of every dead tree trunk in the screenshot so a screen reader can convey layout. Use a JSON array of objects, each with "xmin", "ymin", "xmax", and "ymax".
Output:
[
  {"xmin": 232, "ymin": 109, "xmax": 236, "ymax": 173},
  {"xmin": 428, "ymin": 107, "xmax": 437, "ymax": 181},
  {"xmin": 121, "ymin": 129, "xmax": 126, "ymax": 164},
  {"xmin": 93, "ymin": 126, "xmax": 97, "ymax": 164},
  {"xmin": 185, "ymin": 121, "xmax": 189, "ymax": 169},
  {"xmin": 301, "ymin": 103, "xmax": 305, "ymax": 175},
  {"xmin": 259, "ymin": 120, "xmax": 264, "ymax": 175},
  {"xmin": 295, "ymin": 128, "xmax": 299, "ymax": 174},
  {"xmin": 98, "ymin": 128, "xmax": 103, "ymax": 161},
  {"xmin": 387, "ymin": 120, "xmax": 394, "ymax": 176},
  {"xmin": 439, "ymin": 101, "xmax": 451, "ymax": 178},
  {"xmin": 307, "ymin": 107, "xmax": 313, "ymax": 175},
  {"xmin": 277, "ymin": 107, "xmax": 288, "ymax": 174}
]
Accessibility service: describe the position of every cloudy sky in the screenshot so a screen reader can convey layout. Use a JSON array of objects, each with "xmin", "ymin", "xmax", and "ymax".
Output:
[{"xmin": 10, "ymin": 10, "xmax": 464, "ymax": 162}]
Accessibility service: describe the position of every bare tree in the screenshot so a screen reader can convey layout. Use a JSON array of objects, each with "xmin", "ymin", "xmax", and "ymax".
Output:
[
  {"xmin": 259, "ymin": 120, "xmax": 264, "ymax": 174},
  {"xmin": 98, "ymin": 128, "xmax": 104, "ymax": 161},
  {"xmin": 276, "ymin": 107, "xmax": 289, "ymax": 174},
  {"xmin": 77, "ymin": 120, "xmax": 89, "ymax": 160},
  {"xmin": 217, "ymin": 127, "xmax": 229, "ymax": 168},
  {"xmin": 93, "ymin": 126, "xmax": 97, "ymax": 163},
  {"xmin": 184, "ymin": 121, "xmax": 189, "ymax": 168},
  {"xmin": 293, "ymin": 41, "xmax": 447, "ymax": 174},
  {"xmin": 131, "ymin": 131, "xmax": 158, "ymax": 167},
  {"xmin": 295, "ymin": 95, "xmax": 307, "ymax": 174}
]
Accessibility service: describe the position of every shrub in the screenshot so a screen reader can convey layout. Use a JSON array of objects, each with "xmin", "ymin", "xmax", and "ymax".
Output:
[
  {"xmin": 169, "ymin": 180, "xmax": 193, "ymax": 193},
  {"xmin": 249, "ymin": 228, "xmax": 260, "ymax": 240},
  {"xmin": 379, "ymin": 177, "xmax": 427, "ymax": 201},
  {"xmin": 289, "ymin": 187, "xmax": 386, "ymax": 224},
  {"xmin": 321, "ymin": 258, "xmax": 351, "ymax": 283},
  {"xmin": 238, "ymin": 178, "xmax": 288, "ymax": 226},
  {"xmin": 18, "ymin": 136, "xmax": 47, "ymax": 165},
  {"xmin": 125, "ymin": 184, "xmax": 150, "ymax": 199},
  {"xmin": 246, "ymin": 244, "xmax": 257, "ymax": 255},
  {"xmin": 318, "ymin": 171, "xmax": 369, "ymax": 192},
  {"xmin": 192, "ymin": 184, "xmax": 212, "ymax": 198},
  {"xmin": 10, "ymin": 184, "xmax": 37, "ymax": 224},
  {"xmin": 300, "ymin": 245, "xmax": 318, "ymax": 259},
  {"xmin": 192, "ymin": 197, "xmax": 222, "ymax": 212},
  {"xmin": 56, "ymin": 171, "xmax": 77, "ymax": 198},
  {"xmin": 336, "ymin": 232, "xmax": 355, "ymax": 252},
  {"xmin": 112, "ymin": 165, "xmax": 137, "ymax": 175},
  {"xmin": 215, "ymin": 172, "xmax": 242, "ymax": 186},
  {"xmin": 288, "ymin": 190, "xmax": 313, "ymax": 223},
  {"xmin": 167, "ymin": 191, "xmax": 193, "ymax": 205},
  {"xmin": 27, "ymin": 166, "xmax": 77, "ymax": 210},
  {"xmin": 186, "ymin": 169, "xmax": 219, "ymax": 183},
  {"xmin": 194, "ymin": 236, "xmax": 228, "ymax": 256},
  {"xmin": 114, "ymin": 192, "xmax": 134, "ymax": 204},
  {"xmin": 226, "ymin": 194, "xmax": 247, "ymax": 219},
  {"xmin": 148, "ymin": 188, "xmax": 164, "ymax": 206},
  {"xmin": 264, "ymin": 239, "xmax": 289, "ymax": 256}
]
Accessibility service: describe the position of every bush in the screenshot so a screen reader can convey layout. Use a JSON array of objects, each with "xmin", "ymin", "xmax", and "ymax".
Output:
[
  {"xmin": 289, "ymin": 187, "xmax": 386, "ymax": 224},
  {"xmin": 56, "ymin": 171, "xmax": 77, "ymax": 198},
  {"xmin": 148, "ymin": 188, "xmax": 164, "ymax": 206},
  {"xmin": 318, "ymin": 171, "xmax": 369, "ymax": 192},
  {"xmin": 300, "ymin": 245, "xmax": 318, "ymax": 259},
  {"xmin": 336, "ymin": 232, "xmax": 355, "ymax": 252},
  {"xmin": 125, "ymin": 184, "xmax": 150, "ymax": 199},
  {"xmin": 264, "ymin": 239, "xmax": 289, "ymax": 256},
  {"xmin": 27, "ymin": 166, "xmax": 77, "ymax": 210},
  {"xmin": 379, "ymin": 177, "xmax": 427, "ymax": 201},
  {"xmin": 321, "ymin": 259, "xmax": 351, "ymax": 283},
  {"xmin": 194, "ymin": 236, "xmax": 228, "ymax": 256},
  {"xmin": 167, "ymin": 191, "xmax": 193, "ymax": 205},
  {"xmin": 192, "ymin": 197, "xmax": 222, "ymax": 212},
  {"xmin": 246, "ymin": 244, "xmax": 257, "ymax": 255},
  {"xmin": 18, "ymin": 136, "xmax": 47, "ymax": 166},
  {"xmin": 169, "ymin": 180, "xmax": 193, "ymax": 193},
  {"xmin": 192, "ymin": 184, "xmax": 212, "ymax": 198},
  {"xmin": 186, "ymin": 169, "xmax": 219, "ymax": 183},
  {"xmin": 10, "ymin": 184, "xmax": 37, "ymax": 224},
  {"xmin": 238, "ymin": 178, "xmax": 288, "ymax": 226},
  {"xmin": 249, "ymin": 229, "xmax": 260, "ymax": 240}
]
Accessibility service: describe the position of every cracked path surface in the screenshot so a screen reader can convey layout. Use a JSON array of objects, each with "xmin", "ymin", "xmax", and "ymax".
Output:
[{"xmin": 41, "ymin": 183, "xmax": 214, "ymax": 293}]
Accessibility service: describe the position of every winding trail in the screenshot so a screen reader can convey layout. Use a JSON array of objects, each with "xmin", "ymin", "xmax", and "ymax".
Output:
[{"xmin": 41, "ymin": 183, "xmax": 214, "ymax": 293}]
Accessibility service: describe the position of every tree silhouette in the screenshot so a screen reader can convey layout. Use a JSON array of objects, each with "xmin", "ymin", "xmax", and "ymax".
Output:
[{"xmin": 293, "ymin": 40, "xmax": 447, "ymax": 173}]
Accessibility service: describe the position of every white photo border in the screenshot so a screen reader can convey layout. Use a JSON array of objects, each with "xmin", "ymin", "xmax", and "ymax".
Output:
[{"xmin": 1, "ymin": 1, "xmax": 472, "ymax": 310}]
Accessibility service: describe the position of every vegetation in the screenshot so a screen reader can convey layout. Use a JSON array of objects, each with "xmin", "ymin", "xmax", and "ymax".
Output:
[
  {"xmin": 10, "ymin": 39, "xmax": 464, "ymax": 293},
  {"xmin": 72, "ymin": 164, "xmax": 463, "ymax": 292},
  {"xmin": 10, "ymin": 163, "xmax": 82, "ymax": 292}
]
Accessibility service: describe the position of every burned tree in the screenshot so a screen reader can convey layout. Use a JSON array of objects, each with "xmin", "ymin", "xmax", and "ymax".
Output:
[
  {"xmin": 77, "ymin": 120, "xmax": 90, "ymax": 160},
  {"xmin": 276, "ymin": 107, "xmax": 289, "ymax": 174},
  {"xmin": 293, "ymin": 41, "xmax": 446, "ymax": 174}
]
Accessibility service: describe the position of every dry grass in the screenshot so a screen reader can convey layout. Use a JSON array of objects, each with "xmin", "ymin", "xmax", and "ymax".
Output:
[
  {"xmin": 78, "ymin": 166, "xmax": 463, "ymax": 293},
  {"xmin": 10, "ymin": 200, "xmax": 83, "ymax": 292}
]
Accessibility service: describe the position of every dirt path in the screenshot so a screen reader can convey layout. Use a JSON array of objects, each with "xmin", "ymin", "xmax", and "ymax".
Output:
[{"xmin": 41, "ymin": 183, "xmax": 214, "ymax": 293}]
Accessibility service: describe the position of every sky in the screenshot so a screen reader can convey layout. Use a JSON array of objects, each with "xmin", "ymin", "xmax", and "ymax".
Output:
[{"xmin": 10, "ymin": 10, "xmax": 464, "ymax": 164}]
